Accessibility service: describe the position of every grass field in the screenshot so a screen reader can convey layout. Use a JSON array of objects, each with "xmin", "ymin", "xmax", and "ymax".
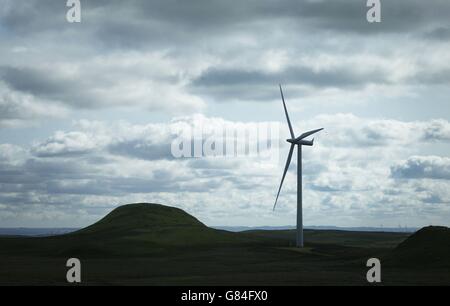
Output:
[{"xmin": 0, "ymin": 203, "xmax": 448, "ymax": 285}]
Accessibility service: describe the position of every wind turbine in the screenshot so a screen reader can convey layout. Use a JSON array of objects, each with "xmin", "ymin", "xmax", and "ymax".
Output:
[{"xmin": 273, "ymin": 85, "xmax": 323, "ymax": 248}]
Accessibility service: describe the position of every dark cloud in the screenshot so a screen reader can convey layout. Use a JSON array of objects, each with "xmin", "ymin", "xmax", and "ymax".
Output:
[
  {"xmin": 308, "ymin": 184, "xmax": 341, "ymax": 193},
  {"xmin": 24, "ymin": 158, "xmax": 95, "ymax": 180},
  {"xmin": 1, "ymin": 0, "xmax": 449, "ymax": 119},
  {"xmin": 391, "ymin": 156, "xmax": 450, "ymax": 180},
  {"xmin": 3, "ymin": 0, "xmax": 449, "ymax": 40},
  {"xmin": 0, "ymin": 154, "xmax": 213, "ymax": 197},
  {"xmin": 0, "ymin": 89, "xmax": 35, "ymax": 120},
  {"xmin": 191, "ymin": 66, "xmax": 389, "ymax": 101},
  {"xmin": 420, "ymin": 120, "xmax": 450, "ymax": 142},
  {"xmin": 414, "ymin": 68, "xmax": 450, "ymax": 86},
  {"xmin": 45, "ymin": 176, "xmax": 192, "ymax": 196},
  {"xmin": 0, "ymin": 1, "xmax": 64, "ymax": 34},
  {"xmin": 108, "ymin": 139, "xmax": 174, "ymax": 161},
  {"xmin": 0, "ymin": 82, "xmax": 67, "ymax": 125},
  {"xmin": 0, "ymin": 0, "xmax": 449, "ymax": 227},
  {"xmin": 422, "ymin": 193, "xmax": 446, "ymax": 204},
  {"xmin": 0, "ymin": 66, "xmax": 104, "ymax": 109},
  {"xmin": 425, "ymin": 27, "xmax": 450, "ymax": 40},
  {"xmin": 224, "ymin": 176, "xmax": 261, "ymax": 190},
  {"xmin": 1, "ymin": 66, "xmax": 67, "ymax": 99},
  {"xmin": 192, "ymin": 64, "xmax": 450, "ymax": 103}
]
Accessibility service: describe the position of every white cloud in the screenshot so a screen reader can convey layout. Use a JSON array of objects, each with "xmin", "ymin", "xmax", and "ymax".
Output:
[
  {"xmin": 31, "ymin": 131, "xmax": 100, "ymax": 157},
  {"xmin": 1, "ymin": 1, "xmax": 450, "ymax": 227},
  {"xmin": 0, "ymin": 82, "xmax": 68, "ymax": 127},
  {"xmin": 1, "ymin": 114, "xmax": 450, "ymax": 227}
]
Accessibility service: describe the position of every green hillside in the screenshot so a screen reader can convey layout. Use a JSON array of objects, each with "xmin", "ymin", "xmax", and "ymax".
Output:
[
  {"xmin": 386, "ymin": 226, "xmax": 450, "ymax": 267},
  {"xmin": 1, "ymin": 204, "xmax": 449, "ymax": 285},
  {"xmin": 0, "ymin": 203, "xmax": 273, "ymax": 258},
  {"xmin": 78, "ymin": 203, "xmax": 205, "ymax": 235},
  {"xmin": 71, "ymin": 203, "xmax": 271, "ymax": 248}
]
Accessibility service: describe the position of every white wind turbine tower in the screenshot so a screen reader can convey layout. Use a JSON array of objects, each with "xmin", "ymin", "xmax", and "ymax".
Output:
[{"xmin": 273, "ymin": 85, "xmax": 323, "ymax": 248}]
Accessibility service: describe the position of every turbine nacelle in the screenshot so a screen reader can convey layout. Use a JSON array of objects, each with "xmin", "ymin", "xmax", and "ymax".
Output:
[
  {"xmin": 286, "ymin": 128, "xmax": 323, "ymax": 146},
  {"xmin": 286, "ymin": 138, "xmax": 314, "ymax": 146},
  {"xmin": 299, "ymin": 139, "xmax": 314, "ymax": 146}
]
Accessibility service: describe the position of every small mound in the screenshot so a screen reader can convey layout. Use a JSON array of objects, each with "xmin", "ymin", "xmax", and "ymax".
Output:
[
  {"xmin": 63, "ymin": 203, "xmax": 260, "ymax": 254},
  {"xmin": 387, "ymin": 226, "xmax": 450, "ymax": 267},
  {"xmin": 77, "ymin": 203, "xmax": 205, "ymax": 236}
]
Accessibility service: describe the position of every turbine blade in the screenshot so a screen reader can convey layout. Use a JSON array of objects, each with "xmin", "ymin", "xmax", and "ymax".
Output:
[
  {"xmin": 279, "ymin": 85, "xmax": 295, "ymax": 138},
  {"xmin": 296, "ymin": 128, "xmax": 324, "ymax": 141},
  {"xmin": 273, "ymin": 144, "xmax": 295, "ymax": 211}
]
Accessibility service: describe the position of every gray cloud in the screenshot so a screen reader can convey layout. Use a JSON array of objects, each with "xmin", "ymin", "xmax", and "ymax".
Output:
[
  {"xmin": 391, "ymin": 156, "xmax": 450, "ymax": 180},
  {"xmin": 31, "ymin": 131, "xmax": 98, "ymax": 158},
  {"xmin": 0, "ymin": 153, "xmax": 210, "ymax": 198},
  {"xmin": 0, "ymin": 0, "xmax": 449, "ymax": 124},
  {"xmin": 192, "ymin": 64, "xmax": 450, "ymax": 103},
  {"xmin": 0, "ymin": 66, "xmax": 102, "ymax": 109},
  {"xmin": 304, "ymin": 114, "xmax": 450, "ymax": 150},
  {"xmin": 191, "ymin": 65, "xmax": 390, "ymax": 101},
  {"xmin": 0, "ymin": 114, "xmax": 448, "ymax": 227},
  {"xmin": 3, "ymin": 116, "xmax": 281, "ymax": 202},
  {"xmin": 0, "ymin": 81, "xmax": 67, "ymax": 126},
  {"xmin": 108, "ymin": 140, "xmax": 174, "ymax": 161},
  {"xmin": 1, "ymin": 1, "xmax": 450, "ymax": 227},
  {"xmin": 420, "ymin": 120, "xmax": 450, "ymax": 142},
  {"xmin": 1, "ymin": 66, "xmax": 67, "ymax": 99},
  {"xmin": 422, "ymin": 193, "xmax": 445, "ymax": 204},
  {"xmin": 426, "ymin": 27, "xmax": 450, "ymax": 40},
  {"xmin": 3, "ymin": 1, "xmax": 450, "ymax": 39}
]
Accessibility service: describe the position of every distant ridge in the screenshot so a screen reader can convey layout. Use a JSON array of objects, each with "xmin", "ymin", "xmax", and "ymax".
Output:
[
  {"xmin": 0, "ymin": 224, "xmax": 417, "ymax": 237},
  {"xmin": 214, "ymin": 225, "xmax": 417, "ymax": 233},
  {"xmin": 0, "ymin": 228, "xmax": 78, "ymax": 237}
]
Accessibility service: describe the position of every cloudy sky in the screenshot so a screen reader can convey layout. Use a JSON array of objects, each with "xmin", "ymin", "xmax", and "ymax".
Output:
[{"xmin": 0, "ymin": 0, "xmax": 449, "ymax": 228}]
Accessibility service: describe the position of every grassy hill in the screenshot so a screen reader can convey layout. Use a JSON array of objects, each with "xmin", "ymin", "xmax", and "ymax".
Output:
[
  {"xmin": 80, "ymin": 203, "xmax": 206, "ymax": 234},
  {"xmin": 0, "ymin": 203, "xmax": 448, "ymax": 285},
  {"xmin": 386, "ymin": 226, "xmax": 450, "ymax": 267},
  {"xmin": 72, "ymin": 203, "xmax": 277, "ymax": 248},
  {"xmin": 246, "ymin": 228, "xmax": 409, "ymax": 249},
  {"xmin": 0, "ymin": 203, "xmax": 274, "ymax": 258}
]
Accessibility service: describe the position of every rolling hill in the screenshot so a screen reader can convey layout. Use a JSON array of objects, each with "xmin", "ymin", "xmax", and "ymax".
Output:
[
  {"xmin": 69, "ymin": 203, "xmax": 277, "ymax": 252},
  {"xmin": 0, "ymin": 203, "xmax": 448, "ymax": 285},
  {"xmin": 0, "ymin": 203, "xmax": 274, "ymax": 258},
  {"xmin": 386, "ymin": 226, "xmax": 450, "ymax": 267},
  {"xmin": 79, "ymin": 203, "xmax": 205, "ymax": 234},
  {"xmin": 72, "ymin": 203, "xmax": 276, "ymax": 246}
]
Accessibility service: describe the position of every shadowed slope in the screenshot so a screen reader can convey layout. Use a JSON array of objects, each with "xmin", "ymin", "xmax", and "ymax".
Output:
[
  {"xmin": 77, "ymin": 203, "xmax": 205, "ymax": 236},
  {"xmin": 0, "ymin": 203, "xmax": 273, "ymax": 258},
  {"xmin": 386, "ymin": 226, "xmax": 450, "ymax": 267},
  {"xmin": 2, "ymin": 206, "xmax": 450, "ymax": 285},
  {"xmin": 66, "ymin": 203, "xmax": 270, "ymax": 252}
]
